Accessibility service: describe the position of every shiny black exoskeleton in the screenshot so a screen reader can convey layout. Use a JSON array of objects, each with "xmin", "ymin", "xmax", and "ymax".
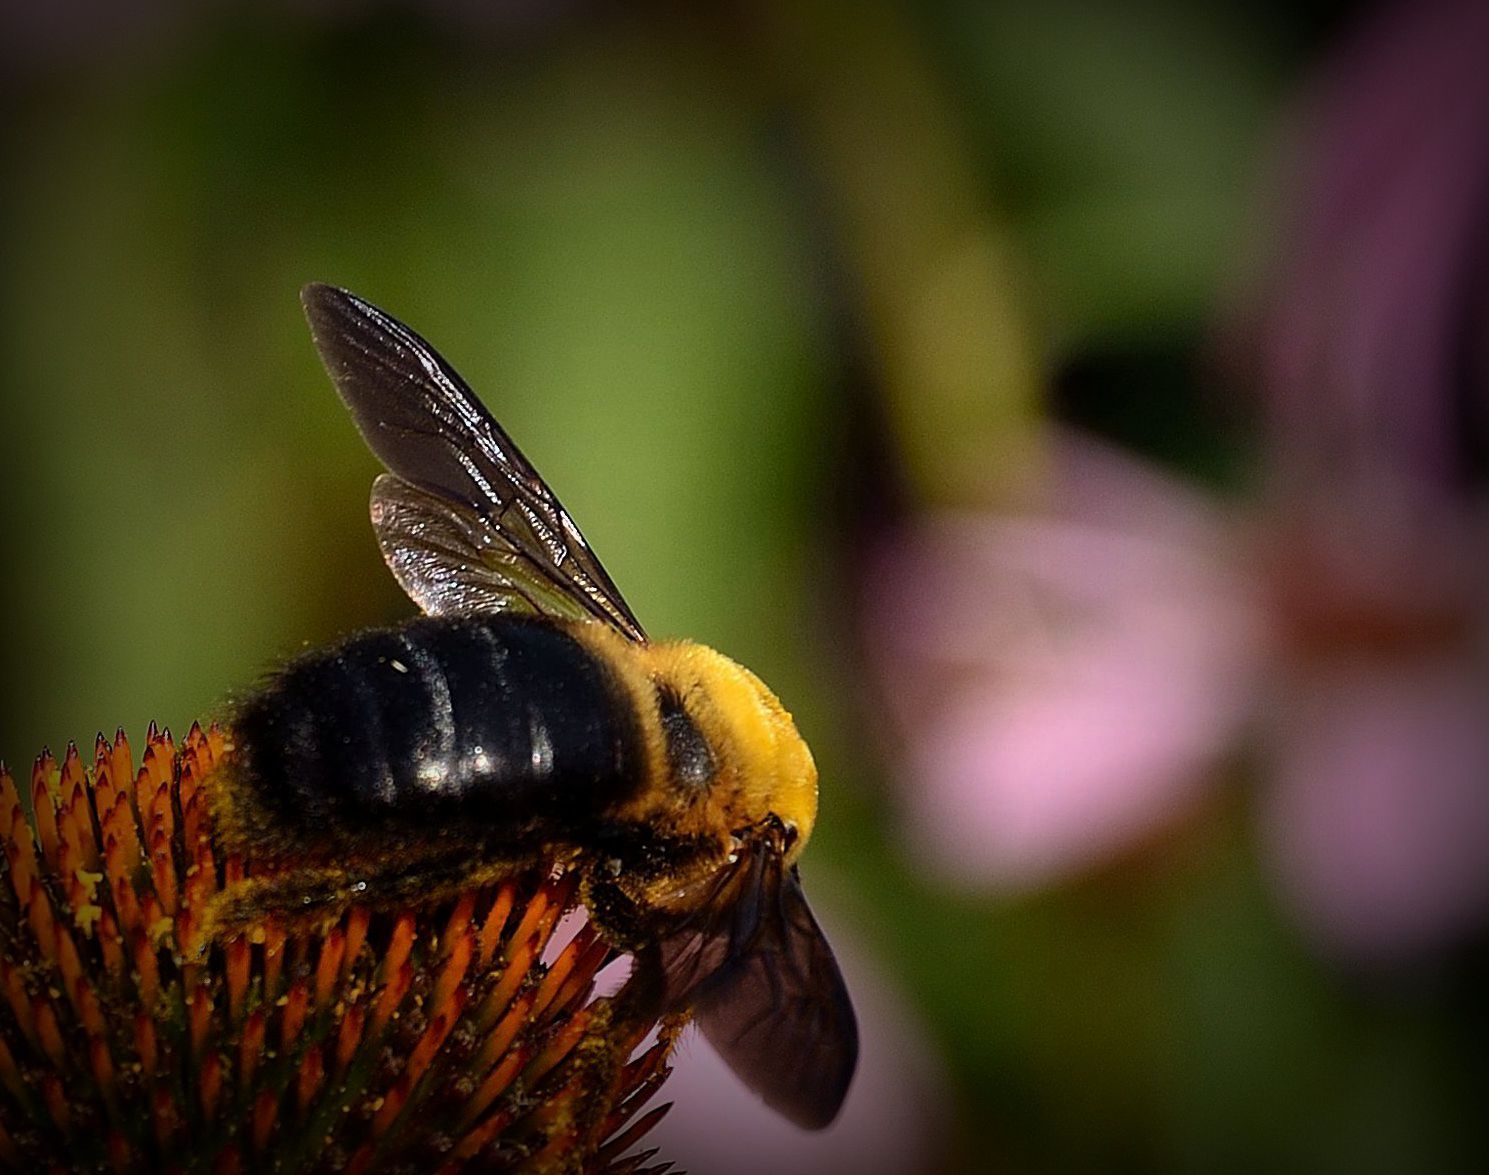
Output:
[{"xmin": 233, "ymin": 614, "xmax": 647, "ymax": 840}]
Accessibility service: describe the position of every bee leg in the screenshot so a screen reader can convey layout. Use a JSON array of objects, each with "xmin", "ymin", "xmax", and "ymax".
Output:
[
  {"xmin": 198, "ymin": 849, "xmax": 545, "ymax": 944},
  {"xmin": 198, "ymin": 861, "xmax": 380, "ymax": 942}
]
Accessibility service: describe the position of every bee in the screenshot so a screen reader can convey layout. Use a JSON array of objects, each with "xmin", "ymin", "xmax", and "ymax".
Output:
[{"xmin": 209, "ymin": 283, "xmax": 857, "ymax": 1129}]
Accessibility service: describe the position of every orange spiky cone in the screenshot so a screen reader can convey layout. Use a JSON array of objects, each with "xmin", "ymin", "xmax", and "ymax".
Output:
[{"xmin": 0, "ymin": 725, "xmax": 678, "ymax": 1172}]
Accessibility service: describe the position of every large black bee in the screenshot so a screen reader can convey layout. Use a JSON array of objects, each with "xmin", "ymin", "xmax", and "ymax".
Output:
[{"xmin": 209, "ymin": 284, "xmax": 857, "ymax": 1129}]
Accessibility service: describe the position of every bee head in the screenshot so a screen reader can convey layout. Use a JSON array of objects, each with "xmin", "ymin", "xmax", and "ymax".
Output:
[{"xmin": 643, "ymin": 641, "xmax": 818, "ymax": 861}]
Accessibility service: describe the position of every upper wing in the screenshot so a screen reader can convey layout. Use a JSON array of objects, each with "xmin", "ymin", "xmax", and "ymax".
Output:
[
  {"xmin": 301, "ymin": 283, "xmax": 647, "ymax": 641},
  {"xmin": 658, "ymin": 853, "xmax": 859, "ymax": 1130}
]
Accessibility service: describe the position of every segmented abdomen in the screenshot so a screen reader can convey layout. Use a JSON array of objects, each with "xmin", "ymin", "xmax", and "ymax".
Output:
[{"xmin": 232, "ymin": 614, "xmax": 647, "ymax": 838}]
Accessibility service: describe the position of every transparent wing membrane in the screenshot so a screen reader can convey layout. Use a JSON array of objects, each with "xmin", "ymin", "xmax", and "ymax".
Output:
[{"xmin": 302, "ymin": 283, "xmax": 646, "ymax": 640}]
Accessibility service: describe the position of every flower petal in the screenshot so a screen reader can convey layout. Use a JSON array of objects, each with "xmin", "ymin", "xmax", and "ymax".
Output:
[
  {"xmin": 1263, "ymin": 656, "xmax": 1489, "ymax": 962},
  {"xmin": 868, "ymin": 434, "xmax": 1265, "ymax": 889}
]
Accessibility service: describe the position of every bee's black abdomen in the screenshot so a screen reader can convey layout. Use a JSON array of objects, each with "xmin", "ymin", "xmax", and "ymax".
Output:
[{"xmin": 233, "ymin": 615, "xmax": 646, "ymax": 840}]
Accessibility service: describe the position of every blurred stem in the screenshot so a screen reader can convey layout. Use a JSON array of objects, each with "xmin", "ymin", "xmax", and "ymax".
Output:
[{"xmin": 751, "ymin": 0, "xmax": 1046, "ymax": 506}]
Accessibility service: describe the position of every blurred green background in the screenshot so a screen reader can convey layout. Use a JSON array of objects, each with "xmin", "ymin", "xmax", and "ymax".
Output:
[{"xmin": 3, "ymin": 2, "xmax": 1486, "ymax": 1172}]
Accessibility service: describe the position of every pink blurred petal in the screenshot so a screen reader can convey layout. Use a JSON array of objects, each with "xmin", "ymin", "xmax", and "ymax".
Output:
[
  {"xmin": 870, "ymin": 433, "xmax": 1265, "ymax": 888},
  {"xmin": 1263, "ymin": 656, "xmax": 1489, "ymax": 963},
  {"xmin": 902, "ymin": 643, "xmax": 1247, "ymax": 889},
  {"xmin": 1252, "ymin": 0, "xmax": 1489, "ymax": 496},
  {"xmin": 1232, "ymin": 0, "xmax": 1489, "ymax": 960},
  {"xmin": 650, "ymin": 905, "xmax": 953, "ymax": 1175}
]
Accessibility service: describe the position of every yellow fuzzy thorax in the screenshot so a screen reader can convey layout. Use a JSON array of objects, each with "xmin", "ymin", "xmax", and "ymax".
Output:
[{"xmin": 573, "ymin": 624, "xmax": 819, "ymax": 859}]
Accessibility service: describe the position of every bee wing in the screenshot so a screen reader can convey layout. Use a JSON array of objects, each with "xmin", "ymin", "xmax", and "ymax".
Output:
[
  {"xmin": 301, "ymin": 283, "xmax": 647, "ymax": 641},
  {"xmin": 659, "ymin": 858, "xmax": 859, "ymax": 1130},
  {"xmin": 368, "ymin": 475, "xmax": 609, "ymax": 626}
]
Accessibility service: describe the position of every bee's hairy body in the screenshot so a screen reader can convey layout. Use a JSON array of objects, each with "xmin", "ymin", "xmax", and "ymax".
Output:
[
  {"xmin": 205, "ymin": 283, "xmax": 856, "ymax": 1130},
  {"xmin": 217, "ymin": 612, "xmax": 818, "ymax": 935}
]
